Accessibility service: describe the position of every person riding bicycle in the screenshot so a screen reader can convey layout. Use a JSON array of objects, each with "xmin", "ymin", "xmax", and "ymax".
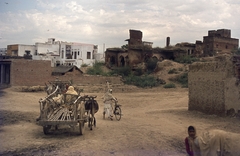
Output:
[{"xmin": 102, "ymin": 88, "xmax": 117, "ymax": 120}]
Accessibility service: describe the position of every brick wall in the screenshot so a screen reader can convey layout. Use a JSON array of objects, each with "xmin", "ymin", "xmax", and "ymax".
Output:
[{"xmin": 188, "ymin": 56, "xmax": 240, "ymax": 116}]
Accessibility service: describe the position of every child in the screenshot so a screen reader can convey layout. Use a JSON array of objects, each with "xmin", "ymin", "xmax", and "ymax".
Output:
[{"xmin": 185, "ymin": 126, "xmax": 199, "ymax": 156}]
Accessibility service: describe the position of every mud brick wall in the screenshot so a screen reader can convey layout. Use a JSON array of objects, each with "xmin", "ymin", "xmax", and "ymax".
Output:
[
  {"xmin": 56, "ymin": 74, "xmax": 122, "ymax": 86},
  {"xmin": 10, "ymin": 59, "xmax": 122, "ymax": 86},
  {"xmin": 188, "ymin": 57, "xmax": 239, "ymax": 116},
  {"xmin": 72, "ymin": 75, "xmax": 122, "ymax": 85},
  {"xmin": 225, "ymin": 78, "xmax": 240, "ymax": 113},
  {"xmin": 11, "ymin": 59, "xmax": 53, "ymax": 86},
  {"xmin": 128, "ymin": 49, "xmax": 143, "ymax": 66}
]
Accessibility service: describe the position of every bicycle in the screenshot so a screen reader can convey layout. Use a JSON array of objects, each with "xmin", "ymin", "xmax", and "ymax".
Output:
[
  {"xmin": 103, "ymin": 100, "xmax": 122, "ymax": 121},
  {"xmin": 113, "ymin": 101, "xmax": 122, "ymax": 121}
]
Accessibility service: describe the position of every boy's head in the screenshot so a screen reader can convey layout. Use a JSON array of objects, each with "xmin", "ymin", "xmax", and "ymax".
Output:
[{"xmin": 188, "ymin": 126, "xmax": 196, "ymax": 138}]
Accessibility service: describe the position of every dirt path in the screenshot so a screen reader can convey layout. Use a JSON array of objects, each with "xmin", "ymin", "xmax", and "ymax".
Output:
[{"xmin": 0, "ymin": 87, "xmax": 240, "ymax": 156}]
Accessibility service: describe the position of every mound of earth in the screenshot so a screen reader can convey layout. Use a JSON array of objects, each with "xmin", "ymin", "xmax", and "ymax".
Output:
[
  {"xmin": 80, "ymin": 59, "xmax": 190, "ymax": 85},
  {"xmin": 154, "ymin": 60, "xmax": 189, "ymax": 83}
]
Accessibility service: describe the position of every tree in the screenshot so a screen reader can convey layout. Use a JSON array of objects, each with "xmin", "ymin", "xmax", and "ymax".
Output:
[
  {"xmin": 233, "ymin": 47, "xmax": 240, "ymax": 55},
  {"xmin": 121, "ymin": 44, "xmax": 128, "ymax": 50}
]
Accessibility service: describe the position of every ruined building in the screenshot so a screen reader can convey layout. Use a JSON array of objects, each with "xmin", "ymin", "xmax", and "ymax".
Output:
[
  {"xmin": 126, "ymin": 30, "xmax": 153, "ymax": 67},
  {"xmin": 105, "ymin": 29, "xmax": 193, "ymax": 68},
  {"xmin": 105, "ymin": 29, "xmax": 154, "ymax": 68},
  {"xmin": 202, "ymin": 29, "xmax": 239, "ymax": 56},
  {"xmin": 105, "ymin": 29, "xmax": 239, "ymax": 69},
  {"xmin": 174, "ymin": 29, "xmax": 239, "ymax": 57}
]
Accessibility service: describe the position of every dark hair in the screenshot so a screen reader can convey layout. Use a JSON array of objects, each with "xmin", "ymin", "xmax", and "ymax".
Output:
[{"xmin": 188, "ymin": 126, "xmax": 195, "ymax": 131}]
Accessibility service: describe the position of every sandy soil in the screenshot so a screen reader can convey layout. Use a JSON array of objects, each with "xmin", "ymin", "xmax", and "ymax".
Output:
[{"xmin": 0, "ymin": 87, "xmax": 240, "ymax": 156}]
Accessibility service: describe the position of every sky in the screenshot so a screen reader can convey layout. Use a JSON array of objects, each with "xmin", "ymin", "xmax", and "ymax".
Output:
[{"xmin": 0, "ymin": 0, "xmax": 240, "ymax": 53}]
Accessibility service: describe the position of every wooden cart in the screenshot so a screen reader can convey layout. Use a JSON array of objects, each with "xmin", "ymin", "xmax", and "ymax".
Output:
[{"xmin": 37, "ymin": 86, "xmax": 98, "ymax": 135}]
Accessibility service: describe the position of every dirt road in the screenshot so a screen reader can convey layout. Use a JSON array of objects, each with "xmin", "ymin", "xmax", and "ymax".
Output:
[{"xmin": 0, "ymin": 87, "xmax": 240, "ymax": 156}]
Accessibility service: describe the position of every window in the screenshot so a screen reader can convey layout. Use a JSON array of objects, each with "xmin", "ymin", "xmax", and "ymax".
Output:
[
  {"xmin": 74, "ymin": 52, "xmax": 77, "ymax": 59},
  {"xmin": 226, "ymin": 45, "xmax": 228, "ymax": 49},
  {"xmin": 87, "ymin": 52, "xmax": 91, "ymax": 59},
  {"xmin": 216, "ymin": 44, "xmax": 218, "ymax": 48},
  {"xmin": 78, "ymin": 51, "xmax": 79, "ymax": 55}
]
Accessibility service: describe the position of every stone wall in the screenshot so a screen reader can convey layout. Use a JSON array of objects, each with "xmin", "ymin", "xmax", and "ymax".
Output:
[{"xmin": 188, "ymin": 55, "xmax": 240, "ymax": 116}]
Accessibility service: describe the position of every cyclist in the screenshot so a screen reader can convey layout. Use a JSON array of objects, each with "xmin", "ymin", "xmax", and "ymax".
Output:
[{"xmin": 102, "ymin": 88, "xmax": 117, "ymax": 120}]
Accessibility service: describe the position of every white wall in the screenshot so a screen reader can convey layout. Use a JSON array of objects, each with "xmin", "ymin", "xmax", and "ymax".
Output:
[
  {"xmin": 94, "ymin": 53, "xmax": 104, "ymax": 62},
  {"xmin": 33, "ymin": 39, "xmax": 98, "ymax": 68},
  {"xmin": 18, "ymin": 45, "xmax": 35, "ymax": 56},
  {"xmin": 59, "ymin": 43, "xmax": 96, "ymax": 68},
  {"xmin": 35, "ymin": 42, "xmax": 60, "ymax": 55}
]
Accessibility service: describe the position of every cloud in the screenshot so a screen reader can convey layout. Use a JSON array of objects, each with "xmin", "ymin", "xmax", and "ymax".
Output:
[{"xmin": 0, "ymin": 0, "xmax": 239, "ymax": 51}]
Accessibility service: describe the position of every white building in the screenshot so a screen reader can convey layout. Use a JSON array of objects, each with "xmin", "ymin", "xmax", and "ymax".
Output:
[
  {"xmin": 33, "ymin": 38, "xmax": 61, "ymax": 67},
  {"xmin": 58, "ymin": 41, "xmax": 97, "ymax": 67},
  {"xmin": 18, "ymin": 45, "xmax": 36, "ymax": 56},
  {"xmin": 6, "ymin": 44, "xmax": 35, "ymax": 57},
  {"xmin": 94, "ymin": 53, "xmax": 105, "ymax": 62},
  {"xmin": 0, "ymin": 48, "xmax": 7, "ymax": 56},
  {"xmin": 35, "ymin": 38, "xmax": 60, "ymax": 55},
  {"xmin": 6, "ymin": 38, "xmax": 100, "ymax": 68},
  {"xmin": 33, "ymin": 38, "xmax": 98, "ymax": 68},
  {"xmin": 27, "ymin": 38, "xmax": 98, "ymax": 68}
]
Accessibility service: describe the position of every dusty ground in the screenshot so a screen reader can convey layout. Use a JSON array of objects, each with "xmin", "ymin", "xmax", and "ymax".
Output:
[{"xmin": 0, "ymin": 86, "xmax": 240, "ymax": 156}]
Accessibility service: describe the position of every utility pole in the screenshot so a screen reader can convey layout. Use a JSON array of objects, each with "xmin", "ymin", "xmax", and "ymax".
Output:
[
  {"xmin": 103, "ymin": 43, "xmax": 105, "ymax": 53},
  {"xmin": 103, "ymin": 43, "xmax": 105, "ymax": 58}
]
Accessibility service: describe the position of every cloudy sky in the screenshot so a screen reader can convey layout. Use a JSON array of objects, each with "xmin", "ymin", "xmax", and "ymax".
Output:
[{"xmin": 0, "ymin": 0, "xmax": 239, "ymax": 53}]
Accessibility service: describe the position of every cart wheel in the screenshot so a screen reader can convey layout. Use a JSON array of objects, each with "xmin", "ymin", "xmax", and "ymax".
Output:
[
  {"xmin": 79, "ymin": 121, "xmax": 85, "ymax": 135},
  {"xmin": 43, "ymin": 125, "xmax": 51, "ymax": 135},
  {"xmin": 114, "ymin": 106, "xmax": 122, "ymax": 121}
]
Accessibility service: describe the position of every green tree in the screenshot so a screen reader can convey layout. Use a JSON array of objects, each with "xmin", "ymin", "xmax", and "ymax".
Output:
[
  {"xmin": 233, "ymin": 47, "xmax": 240, "ymax": 55},
  {"xmin": 121, "ymin": 44, "xmax": 128, "ymax": 50},
  {"xmin": 146, "ymin": 57, "xmax": 158, "ymax": 72}
]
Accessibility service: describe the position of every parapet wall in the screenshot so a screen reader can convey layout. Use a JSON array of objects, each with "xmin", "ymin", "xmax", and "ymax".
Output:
[{"xmin": 188, "ymin": 56, "xmax": 240, "ymax": 116}]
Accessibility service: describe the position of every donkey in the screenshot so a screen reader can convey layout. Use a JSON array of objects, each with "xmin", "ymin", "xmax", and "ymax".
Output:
[{"xmin": 84, "ymin": 97, "xmax": 99, "ymax": 130}]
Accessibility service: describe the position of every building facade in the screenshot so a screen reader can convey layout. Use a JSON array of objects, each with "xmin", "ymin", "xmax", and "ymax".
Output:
[
  {"xmin": 58, "ymin": 42, "xmax": 98, "ymax": 67},
  {"xmin": 105, "ymin": 29, "xmax": 190, "ymax": 68},
  {"xmin": 203, "ymin": 29, "xmax": 239, "ymax": 56},
  {"xmin": 6, "ymin": 38, "xmax": 99, "ymax": 68},
  {"xmin": 7, "ymin": 44, "xmax": 35, "ymax": 57}
]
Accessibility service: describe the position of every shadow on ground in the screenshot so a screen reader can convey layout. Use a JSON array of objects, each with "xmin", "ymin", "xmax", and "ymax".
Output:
[{"xmin": 0, "ymin": 110, "xmax": 37, "ymax": 126}]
